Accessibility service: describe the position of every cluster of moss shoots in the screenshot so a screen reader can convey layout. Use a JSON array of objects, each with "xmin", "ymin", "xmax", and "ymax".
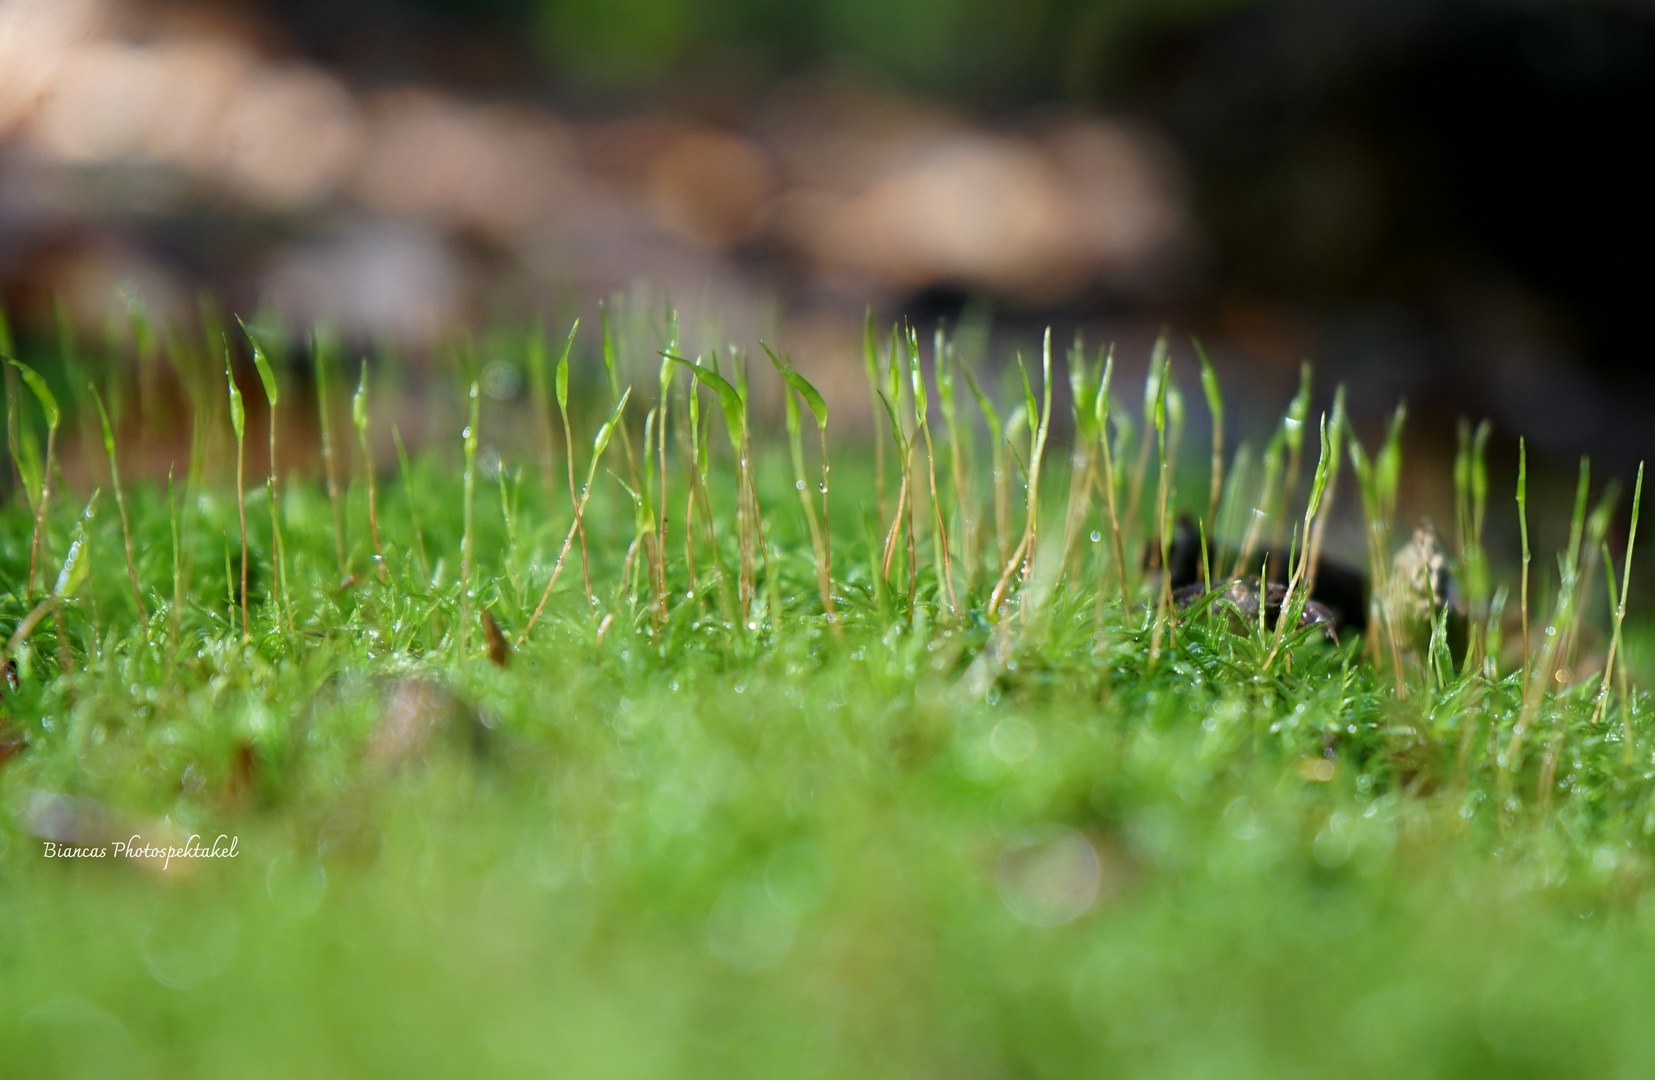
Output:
[{"xmin": 0, "ymin": 299, "xmax": 1646, "ymax": 828}]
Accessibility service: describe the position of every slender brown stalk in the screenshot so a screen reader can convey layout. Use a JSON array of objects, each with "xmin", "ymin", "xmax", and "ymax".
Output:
[
  {"xmin": 679, "ymin": 369, "xmax": 733, "ymax": 622},
  {"xmin": 1505, "ymin": 457, "xmax": 1590, "ymax": 798},
  {"xmin": 354, "ymin": 361, "xmax": 387, "ymax": 582},
  {"xmin": 923, "ymin": 427, "xmax": 956, "ymax": 614},
  {"xmin": 1094, "ymin": 354, "xmax": 1130, "ymax": 614},
  {"xmin": 692, "ymin": 463, "xmax": 731, "ymax": 621},
  {"xmin": 240, "ymin": 319, "xmax": 288, "ymax": 625},
  {"xmin": 684, "ymin": 484, "xmax": 699, "ymax": 597},
  {"xmin": 1303, "ymin": 387, "xmax": 1346, "ymax": 596},
  {"xmin": 904, "ymin": 444, "xmax": 918, "ymax": 616},
  {"xmin": 1056, "ymin": 337, "xmax": 1099, "ymax": 582},
  {"xmin": 1149, "ymin": 354, "xmax": 1175, "ymax": 662},
  {"xmin": 766, "ymin": 343, "xmax": 839, "ymax": 633},
  {"xmin": 267, "ymin": 380, "xmax": 288, "ymax": 619},
  {"xmin": 874, "ymin": 331, "xmax": 915, "ymax": 605},
  {"xmin": 881, "ymin": 470, "xmax": 911, "ymax": 582},
  {"xmin": 755, "ymin": 472, "xmax": 782, "ymax": 627},
  {"xmin": 521, "ymin": 490, "xmax": 596, "ymax": 643},
  {"xmin": 818, "ymin": 420, "xmax": 834, "ymax": 619},
  {"xmin": 935, "ymin": 330, "xmax": 976, "ymax": 595},
  {"xmin": 1593, "ymin": 462, "xmax": 1642, "ymax": 729},
  {"xmin": 865, "ymin": 308, "xmax": 887, "ymax": 524},
  {"xmin": 909, "ymin": 330, "xmax": 956, "ymax": 613},
  {"xmin": 601, "ymin": 304, "xmax": 656, "ymax": 592},
  {"xmin": 730, "ymin": 358, "xmax": 758, "ymax": 624},
  {"xmin": 527, "ymin": 322, "xmax": 558, "ymax": 506},
  {"xmin": 167, "ymin": 467, "xmax": 184, "ymax": 647},
  {"xmin": 1264, "ymin": 414, "xmax": 1335, "ymax": 673},
  {"xmin": 90, "ymin": 387, "xmax": 145, "ymax": 629},
  {"xmin": 521, "ymin": 389, "xmax": 631, "ymax": 642},
  {"xmin": 554, "ymin": 323, "xmax": 595, "ymax": 611},
  {"xmin": 393, "ymin": 426, "xmax": 430, "ymax": 591},
  {"xmin": 1517, "ymin": 438, "xmax": 1531, "ymax": 674},
  {"xmin": 1195, "ymin": 340, "xmax": 1225, "ymax": 557},
  {"xmin": 236, "ymin": 432, "xmax": 249, "ymax": 637},
  {"xmin": 1123, "ymin": 335, "xmax": 1165, "ymax": 538},
  {"xmin": 957, "ymin": 357, "xmax": 1007, "ymax": 580},
  {"xmin": 314, "ymin": 333, "xmax": 349, "ymax": 582},
  {"xmin": 1538, "ymin": 477, "xmax": 1613, "ymax": 809},
  {"xmin": 30, "ymin": 426, "xmax": 56, "ymax": 598},
  {"xmin": 10, "ymin": 356, "xmax": 62, "ymax": 599},
  {"xmin": 1057, "ymin": 450, "xmax": 1095, "ymax": 581},
  {"xmin": 226, "ymin": 350, "xmax": 250, "ymax": 640},
  {"xmin": 460, "ymin": 381, "xmax": 480, "ymax": 655},
  {"xmin": 1268, "ymin": 363, "xmax": 1312, "ymax": 555},
  {"xmin": 988, "ymin": 332, "xmax": 1054, "ymax": 619},
  {"xmin": 6, "ymin": 597, "xmax": 55, "ymax": 660},
  {"xmin": 657, "ymin": 358, "xmax": 671, "ymax": 624}
]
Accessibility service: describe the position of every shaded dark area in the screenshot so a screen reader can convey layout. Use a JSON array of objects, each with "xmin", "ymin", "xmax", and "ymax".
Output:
[
  {"xmin": 1155, "ymin": 513, "xmax": 1371, "ymax": 635},
  {"xmin": 1128, "ymin": 0, "xmax": 1655, "ymax": 463},
  {"xmin": 271, "ymin": 0, "xmax": 1655, "ymax": 392}
]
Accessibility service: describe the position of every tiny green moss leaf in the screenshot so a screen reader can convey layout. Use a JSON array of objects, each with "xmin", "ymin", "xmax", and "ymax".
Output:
[{"xmin": 9, "ymin": 359, "xmax": 59, "ymax": 431}]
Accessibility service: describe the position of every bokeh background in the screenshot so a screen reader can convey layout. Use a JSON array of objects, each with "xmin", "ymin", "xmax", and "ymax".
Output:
[{"xmin": 2, "ymin": 0, "xmax": 1652, "ymax": 467}]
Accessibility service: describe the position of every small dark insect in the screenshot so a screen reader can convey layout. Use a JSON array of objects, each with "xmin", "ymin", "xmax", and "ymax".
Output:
[
  {"xmin": 224, "ymin": 741, "xmax": 259, "ymax": 808},
  {"xmin": 482, "ymin": 608, "xmax": 511, "ymax": 669},
  {"xmin": 1, "ymin": 659, "xmax": 20, "ymax": 765},
  {"xmin": 1151, "ymin": 514, "xmax": 1467, "ymax": 658},
  {"xmin": 1151, "ymin": 514, "xmax": 1369, "ymax": 632},
  {"xmin": 1172, "ymin": 578, "xmax": 1340, "ymax": 640},
  {"xmin": 0, "ymin": 723, "xmax": 25, "ymax": 768}
]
